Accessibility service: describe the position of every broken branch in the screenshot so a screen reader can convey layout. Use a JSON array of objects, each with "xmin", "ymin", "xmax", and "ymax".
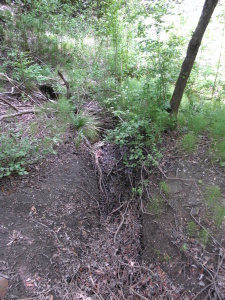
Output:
[
  {"xmin": 0, "ymin": 97, "xmax": 19, "ymax": 111},
  {"xmin": 0, "ymin": 109, "xmax": 35, "ymax": 121}
]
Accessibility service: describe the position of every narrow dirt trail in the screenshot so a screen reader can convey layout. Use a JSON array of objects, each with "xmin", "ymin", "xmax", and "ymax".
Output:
[
  {"xmin": 1, "ymin": 127, "xmax": 224, "ymax": 299},
  {"xmin": 0, "ymin": 143, "xmax": 101, "ymax": 299}
]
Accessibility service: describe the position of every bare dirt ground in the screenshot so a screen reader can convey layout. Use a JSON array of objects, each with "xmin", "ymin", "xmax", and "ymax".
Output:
[
  {"xmin": 0, "ymin": 101, "xmax": 225, "ymax": 299},
  {"xmin": 142, "ymin": 134, "xmax": 225, "ymax": 299},
  {"xmin": 0, "ymin": 136, "xmax": 183, "ymax": 300}
]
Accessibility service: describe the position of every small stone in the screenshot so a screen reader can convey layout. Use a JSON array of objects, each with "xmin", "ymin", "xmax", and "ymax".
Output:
[{"xmin": 191, "ymin": 206, "xmax": 200, "ymax": 216}]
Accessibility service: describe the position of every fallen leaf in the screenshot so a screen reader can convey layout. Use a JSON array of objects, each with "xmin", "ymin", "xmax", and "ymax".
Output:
[{"xmin": 0, "ymin": 276, "xmax": 8, "ymax": 298}]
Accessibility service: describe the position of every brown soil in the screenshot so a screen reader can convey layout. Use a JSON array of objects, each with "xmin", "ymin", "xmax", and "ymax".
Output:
[
  {"xmin": 0, "ymin": 142, "xmax": 101, "ymax": 299},
  {"xmin": 0, "ymin": 104, "xmax": 224, "ymax": 299},
  {"xmin": 142, "ymin": 135, "xmax": 225, "ymax": 299}
]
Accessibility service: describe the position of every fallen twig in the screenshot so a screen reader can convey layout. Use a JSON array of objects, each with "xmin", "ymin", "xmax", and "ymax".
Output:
[
  {"xmin": 190, "ymin": 213, "xmax": 221, "ymax": 247},
  {"xmin": 74, "ymin": 185, "xmax": 100, "ymax": 208},
  {"xmin": 0, "ymin": 109, "xmax": 35, "ymax": 121},
  {"xmin": 116, "ymin": 258, "xmax": 156, "ymax": 277},
  {"xmin": 30, "ymin": 218, "xmax": 61, "ymax": 244},
  {"xmin": 192, "ymin": 282, "xmax": 213, "ymax": 300},
  {"xmin": 130, "ymin": 287, "xmax": 149, "ymax": 300},
  {"xmin": 0, "ymin": 73, "xmax": 37, "ymax": 104},
  {"xmin": 0, "ymin": 97, "xmax": 19, "ymax": 111},
  {"xmin": 114, "ymin": 202, "xmax": 129, "ymax": 243},
  {"xmin": 158, "ymin": 166, "xmax": 195, "ymax": 181}
]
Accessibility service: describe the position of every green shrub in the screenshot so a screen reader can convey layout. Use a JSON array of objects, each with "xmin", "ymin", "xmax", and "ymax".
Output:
[
  {"xmin": 214, "ymin": 206, "xmax": 225, "ymax": 227},
  {"xmin": 204, "ymin": 185, "xmax": 225, "ymax": 227},
  {"xmin": 180, "ymin": 133, "xmax": 197, "ymax": 154},
  {"xmin": 159, "ymin": 181, "xmax": 170, "ymax": 196},
  {"xmin": 205, "ymin": 185, "xmax": 221, "ymax": 207},
  {"xmin": 189, "ymin": 114, "xmax": 208, "ymax": 134},
  {"xmin": 198, "ymin": 229, "xmax": 209, "ymax": 246},
  {"xmin": 210, "ymin": 139, "xmax": 225, "ymax": 165},
  {"xmin": 0, "ymin": 126, "xmax": 57, "ymax": 178},
  {"xmin": 148, "ymin": 195, "xmax": 164, "ymax": 217},
  {"xmin": 186, "ymin": 221, "xmax": 197, "ymax": 237},
  {"xmin": 72, "ymin": 112, "xmax": 100, "ymax": 143},
  {"xmin": 107, "ymin": 118, "xmax": 162, "ymax": 168},
  {"xmin": 210, "ymin": 107, "xmax": 225, "ymax": 138}
]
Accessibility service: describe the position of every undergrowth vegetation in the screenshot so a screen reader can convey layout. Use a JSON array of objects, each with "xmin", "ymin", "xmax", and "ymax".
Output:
[{"xmin": 0, "ymin": 0, "xmax": 225, "ymax": 177}]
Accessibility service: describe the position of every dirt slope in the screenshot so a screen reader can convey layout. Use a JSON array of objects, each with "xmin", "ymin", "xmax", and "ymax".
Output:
[{"xmin": 0, "ymin": 143, "xmax": 101, "ymax": 299}]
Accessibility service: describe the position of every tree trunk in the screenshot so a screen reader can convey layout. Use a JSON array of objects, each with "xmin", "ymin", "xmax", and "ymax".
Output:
[{"xmin": 170, "ymin": 0, "xmax": 219, "ymax": 115}]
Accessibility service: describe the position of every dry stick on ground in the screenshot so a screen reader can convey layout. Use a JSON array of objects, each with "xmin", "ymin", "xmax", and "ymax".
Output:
[
  {"xmin": 190, "ymin": 213, "xmax": 221, "ymax": 247},
  {"xmin": 130, "ymin": 275, "xmax": 156, "ymax": 299},
  {"xmin": 17, "ymin": 298, "xmax": 34, "ymax": 300},
  {"xmin": 30, "ymin": 218, "xmax": 61, "ymax": 244},
  {"xmin": 130, "ymin": 287, "xmax": 149, "ymax": 300},
  {"xmin": 158, "ymin": 166, "xmax": 196, "ymax": 181},
  {"xmin": 109, "ymin": 199, "xmax": 126, "ymax": 216},
  {"xmin": 210, "ymin": 252, "xmax": 225, "ymax": 300},
  {"xmin": 0, "ymin": 109, "xmax": 35, "ymax": 121},
  {"xmin": 150, "ymin": 168, "xmax": 224, "ymax": 298},
  {"xmin": 116, "ymin": 258, "xmax": 156, "ymax": 277},
  {"xmin": 114, "ymin": 202, "xmax": 129, "ymax": 243},
  {"xmin": 172, "ymin": 237, "xmax": 223, "ymax": 299},
  {"xmin": 0, "ymin": 73, "xmax": 37, "ymax": 105},
  {"xmin": 83, "ymin": 136, "xmax": 105, "ymax": 194},
  {"xmin": 74, "ymin": 185, "xmax": 100, "ymax": 208},
  {"xmin": 212, "ymin": 162, "xmax": 225, "ymax": 177},
  {"xmin": 0, "ymin": 97, "xmax": 19, "ymax": 111},
  {"xmin": 192, "ymin": 282, "xmax": 214, "ymax": 300}
]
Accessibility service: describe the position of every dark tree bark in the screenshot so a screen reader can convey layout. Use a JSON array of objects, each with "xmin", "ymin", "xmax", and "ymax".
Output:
[{"xmin": 170, "ymin": 0, "xmax": 219, "ymax": 115}]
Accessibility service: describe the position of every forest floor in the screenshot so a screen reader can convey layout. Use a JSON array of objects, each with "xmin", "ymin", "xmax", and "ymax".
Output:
[{"xmin": 0, "ymin": 100, "xmax": 225, "ymax": 300}]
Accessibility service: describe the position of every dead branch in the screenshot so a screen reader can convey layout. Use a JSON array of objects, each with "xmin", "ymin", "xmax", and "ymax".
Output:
[
  {"xmin": 130, "ymin": 287, "xmax": 149, "ymax": 300},
  {"xmin": 190, "ymin": 213, "xmax": 221, "ymax": 247},
  {"xmin": 74, "ymin": 185, "xmax": 100, "ymax": 208},
  {"xmin": 83, "ymin": 136, "xmax": 105, "ymax": 194},
  {"xmin": 0, "ymin": 109, "xmax": 35, "ymax": 121},
  {"xmin": 0, "ymin": 97, "xmax": 19, "ymax": 111},
  {"xmin": 30, "ymin": 219, "xmax": 61, "ymax": 244},
  {"xmin": 0, "ymin": 73, "xmax": 37, "ymax": 105},
  {"xmin": 58, "ymin": 70, "xmax": 71, "ymax": 99},
  {"xmin": 192, "ymin": 282, "xmax": 214, "ymax": 300},
  {"xmin": 116, "ymin": 258, "xmax": 156, "ymax": 277},
  {"xmin": 158, "ymin": 166, "xmax": 195, "ymax": 181},
  {"xmin": 114, "ymin": 202, "xmax": 129, "ymax": 243}
]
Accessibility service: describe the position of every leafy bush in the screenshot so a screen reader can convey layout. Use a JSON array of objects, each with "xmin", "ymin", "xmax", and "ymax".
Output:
[
  {"xmin": 107, "ymin": 118, "xmax": 162, "ymax": 168},
  {"xmin": 0, "ymin": 126, "xmax": 57, "ymax": 178},
  {"xmin": 0, "ymin": 132, "xmax": 31, "ymax": 178},
  {"xmin": 4, "ymin": 50, "xmax": 52, "ymax": 83}
]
